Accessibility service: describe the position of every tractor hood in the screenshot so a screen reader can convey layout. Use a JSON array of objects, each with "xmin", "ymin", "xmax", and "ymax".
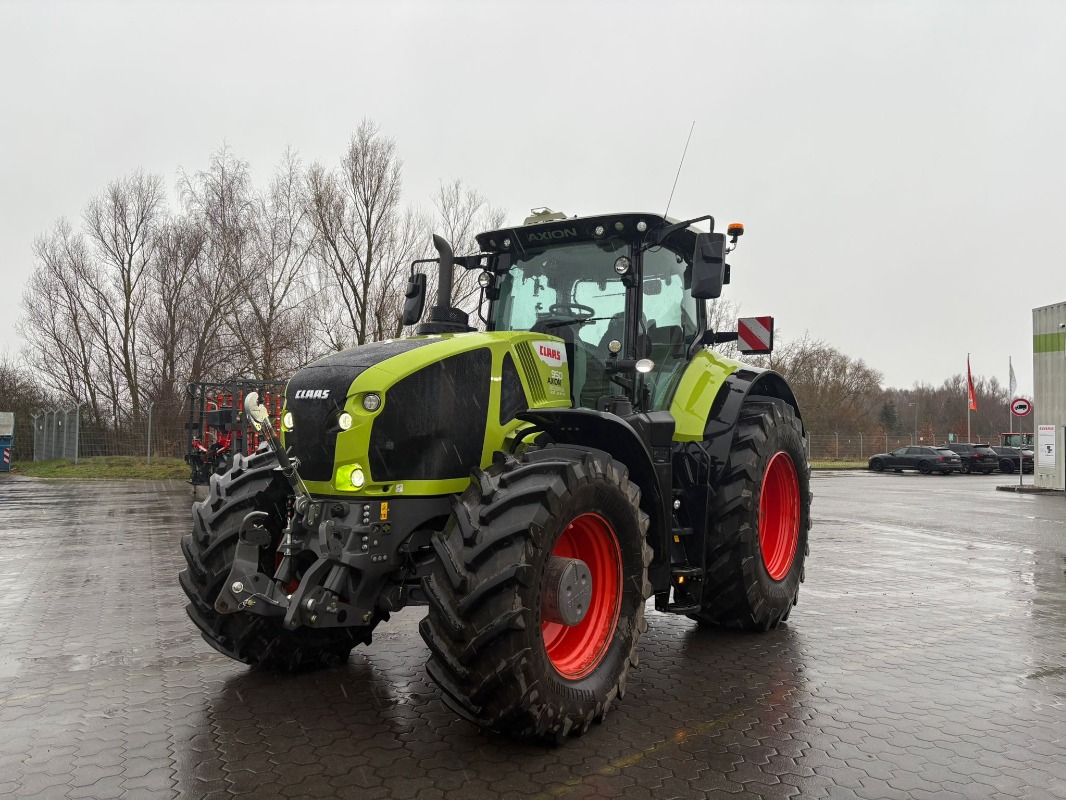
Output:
[{"xmin": 282, "ymin": 332, "xmax": 570, "ymax": 496}]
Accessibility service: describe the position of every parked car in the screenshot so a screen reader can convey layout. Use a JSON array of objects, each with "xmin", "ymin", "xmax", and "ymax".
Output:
[
  {"xmin": 990, "ymin": 446, "xmax": 1034, "ymax": 474},
  {"xmin": 940, "ymin": 443, "xmax": 998, "ymax": 474},
  {"xmin": 868, "ymin": 446, "xmax": 963, "ymax": 474}
]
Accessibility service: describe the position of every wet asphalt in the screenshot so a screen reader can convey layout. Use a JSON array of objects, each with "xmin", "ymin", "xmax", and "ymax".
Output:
[{"xmin": 0, "ymin": 471, "xmax": 1063, "ymax": 799}]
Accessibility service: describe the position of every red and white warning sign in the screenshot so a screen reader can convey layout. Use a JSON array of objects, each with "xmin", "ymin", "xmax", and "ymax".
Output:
[
  {"xmin": 1010, "ymin": 398, "xmax": 1032, "ymax": 417},
  {"xmin": 2, "ymin": 448, "xmax": 9, "ymax": 466},
  {"xmin": 737, "ymin": 316, "xmax": 774, "ymax": 355}
]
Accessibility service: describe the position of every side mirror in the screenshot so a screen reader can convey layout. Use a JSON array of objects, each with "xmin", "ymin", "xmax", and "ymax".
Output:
[
  {"xmin": 691, "ymin": 232, "xmax": 728, "ymax": 299},
  {"xmin": 402, "ymin": 273, "xmax": 427, "ymax": 326}
]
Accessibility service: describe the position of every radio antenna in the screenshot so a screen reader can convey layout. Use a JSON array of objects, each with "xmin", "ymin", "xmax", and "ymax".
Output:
[{"xmin": 663, "ymin": 121, "xmax": 695, "ymax": 219}]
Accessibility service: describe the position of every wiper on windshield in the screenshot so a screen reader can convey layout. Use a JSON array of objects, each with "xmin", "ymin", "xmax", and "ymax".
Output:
[{"xmin": 543, "ymin": 317, "xmax": 612, "ymax": 330}]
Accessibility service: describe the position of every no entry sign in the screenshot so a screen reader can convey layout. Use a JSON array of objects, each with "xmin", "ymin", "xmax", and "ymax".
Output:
[{"xmin": 1010, "ymin": 398, "xmax": 1032, "ymax": 417}]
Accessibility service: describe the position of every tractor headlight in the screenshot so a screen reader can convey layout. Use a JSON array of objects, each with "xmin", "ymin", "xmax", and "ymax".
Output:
[
  {"xmin": 477, "ymin": 272, "xmax": 493, "ymax": 289},
  {"xmin": 350, "ymin": 467, "xmax": 365, "ymax": 489},
  {"xmin": 362, "ymin": 393, "xmax": 381, "ymax": 412},
  {"xmin": 613, "ymin": 256, "xmax": 631, "ymax": 275},
  {"xmin": 636, "ymin": 359, "xmax": 655, "ymax": 374},
  {"xmin": 282, "ymin": 411, "xmax": 294, "ymax": 431},
  {"xmin": 338, "ymin": 412, "xmax": 353, "ymax": 430}
]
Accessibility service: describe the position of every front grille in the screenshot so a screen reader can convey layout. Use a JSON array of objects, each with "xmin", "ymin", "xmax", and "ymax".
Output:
[
  {"xmin": 369, "ymin": 349, "xmax": 492, "ymax": 482},
  {"xmin": 286, "ymin": 338, "xmax": 439, "ymax": 482},
  {"xmin": 499, "ymin": 353, "xmax": 528, "ymax": 425}
]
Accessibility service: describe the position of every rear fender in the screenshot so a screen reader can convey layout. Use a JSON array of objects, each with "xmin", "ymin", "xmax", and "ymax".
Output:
[{"xmin": 702, "ymin": 368, "xmax": 804, "ymax": 481}]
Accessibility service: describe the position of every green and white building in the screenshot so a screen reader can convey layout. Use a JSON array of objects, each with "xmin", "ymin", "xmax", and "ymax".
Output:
[{"xmin": 1033, "ymin": 301, "xmax": 1066, "ymax": 491}]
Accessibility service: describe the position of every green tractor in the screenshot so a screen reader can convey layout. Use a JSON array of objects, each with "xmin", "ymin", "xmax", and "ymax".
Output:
[{"xmin": 180, "ymin": 208, "xmax": 811, "ymax": 742}]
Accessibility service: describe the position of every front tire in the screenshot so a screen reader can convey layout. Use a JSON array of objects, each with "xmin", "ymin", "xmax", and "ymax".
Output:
[
  {"xmin": 179, "ymin": 448, "xmax": 375, "ymax": 670},
  {"xmin": 960, "ymin": 460, "xmax": 972, "ymax": 474},
  {"xmin": 869, "ymin": 458, "xmax": 884, "ymax": 471},
  {"xmin": 1000, "ymin": 460, "xmax": 1015, "ymax": 474},
  {"xmin": 692, "ymin": 399, "xmax": 811, "ymax": 631},
  {"xmin": 420, "ymin": 445, "xmax": 651, "ymax": 742}
]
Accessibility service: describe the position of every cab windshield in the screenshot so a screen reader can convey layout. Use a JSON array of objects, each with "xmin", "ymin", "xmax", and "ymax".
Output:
[
  {"xmin": 495, "ymin": 240, "xmax": 629, "ymax": 409},
  {"xmin": 494, "ymin": 237, "xmax": 700, "ymax": 411},
  {"xmin": 494, "ymin": 239, "xmax": 629, "ymax": 347}
]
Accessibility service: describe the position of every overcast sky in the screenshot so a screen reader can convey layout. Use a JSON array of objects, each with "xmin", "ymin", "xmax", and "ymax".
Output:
[{"xmin": 1, "ymin": 0, "xmax": 1063, "ymax": 397}]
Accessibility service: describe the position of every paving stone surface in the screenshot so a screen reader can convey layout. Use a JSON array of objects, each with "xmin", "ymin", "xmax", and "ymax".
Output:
[{"xmin": 0, "ymin": 472, "xmax": 1062, "ymax": 799}]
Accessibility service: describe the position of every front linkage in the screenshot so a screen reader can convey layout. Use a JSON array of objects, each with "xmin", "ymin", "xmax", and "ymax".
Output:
[{"xmin": 212, "ymin": 393, "xmax": 443, "ymax": 633}]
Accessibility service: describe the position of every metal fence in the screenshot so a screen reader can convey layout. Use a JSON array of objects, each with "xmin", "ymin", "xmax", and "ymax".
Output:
[
  {"xmin": 806, "ymin": 433, "xmax": 984, "ymax": 461},
  {"xmin": 30, "ymin": 409, "xmax": 80, "ymax": 461},
  {"xmin": 21, "ymin": 413, "xmax": 989, "ymax": 467},
  {"xmin": 30, "ymin": 407, "xmax": 187, "ymax": 463}
]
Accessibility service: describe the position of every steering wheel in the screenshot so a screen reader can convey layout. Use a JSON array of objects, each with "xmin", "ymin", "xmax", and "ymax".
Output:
[{"xmin": 549, "ymin": 302, "xmax": 595, "ymax": 317}]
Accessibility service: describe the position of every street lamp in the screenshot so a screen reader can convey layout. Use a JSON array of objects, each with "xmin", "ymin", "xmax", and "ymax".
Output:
[{"xmin": 909, "ymin": 400, "xmax": 918, "ymax": 444}]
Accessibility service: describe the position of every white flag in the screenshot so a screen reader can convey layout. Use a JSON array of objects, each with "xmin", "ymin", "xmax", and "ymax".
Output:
[{"xmin": 1009, "ymin": 358, "xmax": 1017, "ymax": 397}]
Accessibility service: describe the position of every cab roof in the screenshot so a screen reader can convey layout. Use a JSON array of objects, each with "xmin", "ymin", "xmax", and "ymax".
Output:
[{"xmin": 475, "ymin": 212, "xmax": 703, "ymax": 258}]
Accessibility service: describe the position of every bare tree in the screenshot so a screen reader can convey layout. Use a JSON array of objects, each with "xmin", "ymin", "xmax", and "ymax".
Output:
[
  {"xmin": 143, "ymin": 216, "xmax": 207, "ymax": 410},
  {"xmin": 231, "ymin": 149, "xmax": 317, "ymax": 379},
  {"xmin": 305, "ymin": 120, "xmax": 428, "ymax": 349},
  {"xmin": 19, "ymin": 220, "xmax": 105, "ymax": 419},
  {"xmin": 433, "ymin": 179, "xmax": 506, "ymax": 313},
  {"xmin": 755, "ymin": 333, "xmax": 884, "ymax": 434},
  {"xmin": 18, "ymin": 129, "xmax": 510, "ymax": 446},
  {"xmin": 179, "ymin": 145, "xmax": 256, "ymax": 379},
  {"xmin": 0, "ymin": 353, "xmax": 55, "ymax": 461},
  {"xmin": 82, "ymin": 170, "xmax": 165, "ymax": 421}
]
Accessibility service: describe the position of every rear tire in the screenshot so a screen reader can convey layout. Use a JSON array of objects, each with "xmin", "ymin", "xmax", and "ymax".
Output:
[
  {"xmin": 960, "ymin": 460, "xmax": 972, "ymax": 474},
  {"xmin": 420, "ymin": 445, "xmax": 651, "ymax": 742},
  {"xmin": 179, "ymin": 448, "xmax": 376, "ymax": 670},
  {"xmin": 918, "ymin": 460, "xmax": 932, "ymax": 474},
  {"xmin": 1000, "ymin": 460, "xmax": 1015, "ymax": 474},
  {"xmin": 691, "ymin": 399, "xmax": 811, "ymax": 631}
]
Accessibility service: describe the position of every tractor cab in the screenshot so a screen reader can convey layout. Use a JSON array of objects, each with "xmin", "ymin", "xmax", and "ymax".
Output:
[
  {"xmin": 483, "ymin": 212, "xmax": 701, "ymax": 411},
  {"xmin": 462, "ymin": 210, "xmax": 734, "ymax": 413}
]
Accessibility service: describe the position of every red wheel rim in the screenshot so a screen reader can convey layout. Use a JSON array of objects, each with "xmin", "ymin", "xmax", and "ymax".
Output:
[
  {"xmin": 759, "ymin": 452, "xmax": 800, "ymax": 581},
  {"xmin": 541, "ymin": 513, "xmax": 622, "ymax": 679}
]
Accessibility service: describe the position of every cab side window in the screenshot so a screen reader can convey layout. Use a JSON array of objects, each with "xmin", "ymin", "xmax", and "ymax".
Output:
[{"xmin": 641, "ymin": 246, "xmax": 700, "ymax": 409}]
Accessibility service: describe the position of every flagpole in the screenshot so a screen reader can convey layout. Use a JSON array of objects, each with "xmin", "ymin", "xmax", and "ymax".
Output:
[{"xmin": 967, "ymin": 352, "xmax": 971, "ymax": 442}]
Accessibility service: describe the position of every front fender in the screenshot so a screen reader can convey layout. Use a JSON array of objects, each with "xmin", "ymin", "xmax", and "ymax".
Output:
[
  {"xmin": 516, "ymin": 408, "xmax": 672, "ymax": 586},
  {"xmin": 676, "ymin": 354, "xmax": 804, "ymax": 482},
  {"xmin": 671, "ymin": 350, "xmax": 802, "ymax": 434}
]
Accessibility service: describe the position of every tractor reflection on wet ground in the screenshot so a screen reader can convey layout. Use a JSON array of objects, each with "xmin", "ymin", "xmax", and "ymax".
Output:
[{"xmin": 0, "ymin": 472, "xmax": 1062, "ymax": 799}]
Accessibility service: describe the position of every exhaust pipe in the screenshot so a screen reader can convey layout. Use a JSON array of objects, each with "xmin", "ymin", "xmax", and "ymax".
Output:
[
  {"xmin": 432, "ymin": 234, "xmax": 454, "ymax": 308},
  {"xmin": 414, "ymin": 234, "xmax": 471, "ymax": 335}
]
